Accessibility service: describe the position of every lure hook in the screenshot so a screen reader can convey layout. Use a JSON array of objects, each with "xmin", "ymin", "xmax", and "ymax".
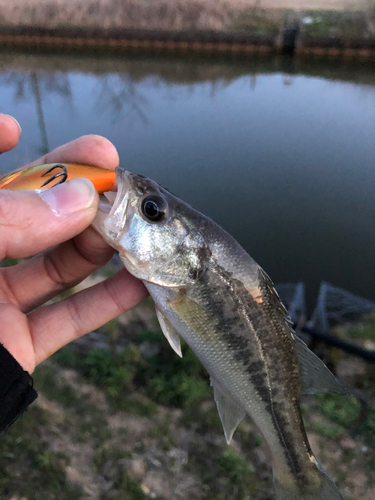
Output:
[{"xmin": 40, "ymin": 164, "xmax": 68, "ymax": 188}]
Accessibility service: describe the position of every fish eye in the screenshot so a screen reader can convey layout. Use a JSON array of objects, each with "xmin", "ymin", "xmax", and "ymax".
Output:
[{"xmin": 141, "ymin": 195, "xmax": 166, "ymax": 222}]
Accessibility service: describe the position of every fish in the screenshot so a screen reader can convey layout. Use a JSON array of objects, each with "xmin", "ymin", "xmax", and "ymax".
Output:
[{"xmin": 93, "ymin": 167, "xmax": 346, "ymax": 500}]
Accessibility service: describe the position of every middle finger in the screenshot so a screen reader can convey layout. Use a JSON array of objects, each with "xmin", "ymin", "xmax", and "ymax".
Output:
[{"xmin": 1, "ymin": 226, "xmax": 115, "ymax": 313}]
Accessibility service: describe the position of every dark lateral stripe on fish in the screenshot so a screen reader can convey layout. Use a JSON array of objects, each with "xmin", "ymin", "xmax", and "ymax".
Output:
[
  {"xmin": 94, "ymin": 168, "xmax": 344, "ymax": 500},
  {"xmin": 206, "ymin": 263, "xmax": 310, "ymax": 481}
]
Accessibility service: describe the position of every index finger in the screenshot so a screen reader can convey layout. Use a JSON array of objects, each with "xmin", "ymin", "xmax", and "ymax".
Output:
[{"xmin": 25, "ymin": 134, "xmax": 120, "ymax": 171}]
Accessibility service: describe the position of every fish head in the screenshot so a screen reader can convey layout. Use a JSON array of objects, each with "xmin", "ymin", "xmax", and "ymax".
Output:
[{"xmin": 94, "ymin": 167, "xmax": 210, "ymax": 287}]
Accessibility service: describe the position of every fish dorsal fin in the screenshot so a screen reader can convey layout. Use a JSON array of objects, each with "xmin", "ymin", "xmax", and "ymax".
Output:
[
  {"xmin": 259, "ymin": 268, "xmax": 346, "ymax": 395},
  {"xmin": 155, "ymin": 307, "xmax": 183, "ymax": 358},
  {"xmin": 294, "ymin": 335, "xmax": 347, "ymax": 395},
  {"xmin": 211, "ymin": 377, "xmax": 246, "ymax": 444}
]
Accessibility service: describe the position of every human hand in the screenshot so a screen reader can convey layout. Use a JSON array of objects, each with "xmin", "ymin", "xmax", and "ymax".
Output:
[{"xmin": 0, "ymin": 114, "xmax": 148, "ymax": 373}]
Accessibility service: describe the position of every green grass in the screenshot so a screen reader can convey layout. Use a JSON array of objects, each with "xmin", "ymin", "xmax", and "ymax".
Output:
[
  {"xmin": 144, "ymin": 367, "xmax": 210, "ymax": 409},
  {"xmin": 230, "ymin": 8, "xmax": 280, "ymax": 36},
  {"xmin": 216, "ymin": 449, "xmax": 255, "ymax": 485},
  {"xmin": 301, "ymin": 10, "xmax": 368, "ymax": 38},
  {"xmin": 92, "ymin": 445, "xmax": 145, "ymax": 496},
  {"xmin": 54, "ymin": 329, "xmax": 212, "ymax": 415},
  {"xmin": 364, "ymin": 401, "xmax": 375, "ymax": 443},
  {"xmin": 33, "ymin": 362, "xmax": 112, "ymax": 445},
  {"xmin": 2, "ymin": 361, "xmax": 156, "ymax": 499},
  {"xmin": 302, "ymin": 392, "xmax": 375, "ymax": 447},
  {"xmin": 81, "ymin": 348, "xmax": 133, "ymax": 396},
  {"xmin": 336, "ymin": 316, "xmax": 375, "ymax": 342},
  {"xmin": 302, "ymin": 394, "xmax": 360, "ymax": 440},
  {"xmin": 308, "ymin": 417, "xmax": 346, "ymax": 440},
  {"xmin": 135, "ymin": 330, "xmax": 211, "ymax": 408},
  {"xmin": 6, "ymin": 314, "xmax": 373, "ymax": 499},
  {"xmin": 0, "ymin": 405, "xmax": 84, "ymax": 500},
  {"xmin": 316, "ymin": 394, "xmax": 361, "ymax": 427},
  {"xmin": 34, "ymin": 363, "xmax": 104, "ymax": 418},
  {"xmin": 189, "ymin": 440, "xmax": 259, "ymax": 500},
  {"xmin": 116, "ymin": 394, "xmax": 158, "ymax": 416},
  {"xmin": 54, "ymin": 345, "xmax": 134, "ymax": 398},
  {"xmin": 109, "ymin": 476, "xmax": 148, "ymax": 500},
  {"xmin": 54, "ymin": 343, "xmax": 159, "ymax": 415}
]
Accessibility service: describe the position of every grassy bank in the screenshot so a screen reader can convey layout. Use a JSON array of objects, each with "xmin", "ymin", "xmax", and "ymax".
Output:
[
  {"xmin": 0, "ymin": 0, "xmax": 267, "ymax": 33},
  {"xmin": 0, "ymin": 2, "xmax": 374, "ymax": 60},
  {"xmin": 0, "ymin": 0, "xmax": 373, "ymax": 36},
  {"xmin": 1, "ymin": 268, "xmax": 374, "ymax": 499}
]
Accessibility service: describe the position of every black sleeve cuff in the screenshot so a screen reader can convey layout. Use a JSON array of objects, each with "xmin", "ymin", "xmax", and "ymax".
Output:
[{"xmin": 0, "ymin": 343, "xmax": 38, "ymax": 432}]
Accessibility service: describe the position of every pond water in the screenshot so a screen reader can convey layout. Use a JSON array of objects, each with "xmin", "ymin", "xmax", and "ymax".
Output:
[{"xmin": 0, "ymin": 50, "xmax": 374, "ymax": 311}]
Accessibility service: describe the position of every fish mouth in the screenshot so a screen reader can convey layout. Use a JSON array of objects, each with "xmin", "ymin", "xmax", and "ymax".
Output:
[{"xmin": 93, "ymin": 167, "xmax": 131, "ymax": 245}]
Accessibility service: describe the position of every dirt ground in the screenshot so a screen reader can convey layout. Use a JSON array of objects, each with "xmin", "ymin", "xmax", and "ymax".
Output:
[{"xmin": 2, "ymin": 301, "xmax": 373, "ymax": 500}]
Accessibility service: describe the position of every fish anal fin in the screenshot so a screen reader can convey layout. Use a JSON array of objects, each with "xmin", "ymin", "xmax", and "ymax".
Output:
[
  {"xmin": 211, "ymin": 377, "xmax": 246, "ymax": 444},
  {"xmin": 294, "ymin": 335, "xmax": 348, "ymax": 395},
  {"xmin": 155, "ymin": 307, "xmax": 183, "ymax": 358}
]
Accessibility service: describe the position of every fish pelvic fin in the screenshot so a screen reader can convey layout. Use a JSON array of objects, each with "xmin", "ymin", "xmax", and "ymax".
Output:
[
  {"xmin": 155, "ymin": 307, "xmax": 183, "ymax": 358},
  {"xmin": 210, "ymin": 377, "xmax": 246, "ymax": 444},
  {"xmin": 273, "ymin": 459, "xmax": 344, "ymax": 500}
]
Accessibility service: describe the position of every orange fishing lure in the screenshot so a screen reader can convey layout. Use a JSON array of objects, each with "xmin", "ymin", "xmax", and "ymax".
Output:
[{"xmin": 0, "ymin": 163, "xmax": 116, "ymax": 194}]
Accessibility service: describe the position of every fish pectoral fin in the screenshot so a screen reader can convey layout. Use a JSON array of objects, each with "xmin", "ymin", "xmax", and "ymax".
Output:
[
  {"xmin": 211, "ymin": 377, "xmax": 246, "ymax": 444},
  {"xmin": 155, "ymin": 307, "xmax": 183, "ymax": 358},
  {"xmin": 294, "ymin": 335, "xmax": 348, "ymax": 395}
]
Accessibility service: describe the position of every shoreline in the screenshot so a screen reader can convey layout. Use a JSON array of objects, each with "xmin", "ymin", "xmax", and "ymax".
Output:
[
  {"xmin": 0, "ymin": 25, "xmax": 375, "ymax": 59},
  {"xmin": 0, "ymin": 0, "xmax": 374, "ymax": 59}
]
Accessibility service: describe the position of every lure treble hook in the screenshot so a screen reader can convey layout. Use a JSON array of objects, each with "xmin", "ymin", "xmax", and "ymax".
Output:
[{"xmin": 40, "ymin": 164, "xmax": 68, "ymax": 188}]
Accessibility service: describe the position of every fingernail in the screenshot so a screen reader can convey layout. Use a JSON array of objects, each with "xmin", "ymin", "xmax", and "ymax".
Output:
[
  {"xmin": 1, "ymin": 113, "xmax": 22, "ymax": 134},
  {"xmin": 38, "ymin": 178, "xmax": 96, "ymax": 216},
  {"xmin": 11, "ymin": 116, "xmax": 22, "ymax": 134}
]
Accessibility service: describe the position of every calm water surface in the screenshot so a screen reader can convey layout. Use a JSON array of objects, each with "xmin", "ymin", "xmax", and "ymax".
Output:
[{"xmin": 1, "ymin": 51, "xmax": 374, "ymax": 311}]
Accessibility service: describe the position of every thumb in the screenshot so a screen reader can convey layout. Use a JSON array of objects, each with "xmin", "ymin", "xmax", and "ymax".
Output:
[{"xmin": 0, "ymin": 178, "xmax": 99, "ymax": 260}]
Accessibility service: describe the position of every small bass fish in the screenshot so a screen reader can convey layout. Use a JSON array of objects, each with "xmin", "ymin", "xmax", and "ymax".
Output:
[{"xmin": 94, "ymin": 168, "xmax": 346, "ymax": 500}]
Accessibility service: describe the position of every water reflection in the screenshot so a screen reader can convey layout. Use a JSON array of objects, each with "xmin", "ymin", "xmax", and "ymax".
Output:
[
  {"xmin": 94, "ymin": 74, "xmax": 149, "ymax": 124},
  {"xmin": 0, "ymin": 69, "xmax": 72, "ymax": 157},
  {"xmin": 0, "ymin": 51, "xmax": 375, "ymax": 308}
]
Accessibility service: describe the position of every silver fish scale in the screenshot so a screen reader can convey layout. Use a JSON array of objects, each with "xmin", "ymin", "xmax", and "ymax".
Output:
[
  {"xmin": 95, "ymin": 168, "xmax": 345, "ymax": 500},
  {"xmin": 147, "ymin": 260, "xmax": 312, "ymax": 483}
]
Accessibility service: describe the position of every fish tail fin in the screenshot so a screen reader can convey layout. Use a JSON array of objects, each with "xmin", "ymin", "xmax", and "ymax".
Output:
[{"xmin": 273, "ymin": 459, "xmax": 343, "ymax": 500}]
